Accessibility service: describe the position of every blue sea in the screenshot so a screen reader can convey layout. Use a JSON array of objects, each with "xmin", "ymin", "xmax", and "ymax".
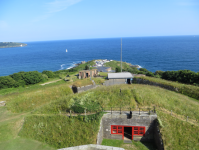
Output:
[{"xmin": 0, "ymin": 36, "xmax": 199, "ymax": 77}]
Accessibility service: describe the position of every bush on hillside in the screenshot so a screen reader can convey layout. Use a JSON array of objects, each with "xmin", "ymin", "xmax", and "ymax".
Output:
[
  {"xmin": 0, "ymin": 76, "xmax": 19, "ymax": 89},
  {"xmin": 42, "ymin": 70, "xmax": 55, "ymax": 78},
  {"xmin": 130, "ymin": 67, "xmax": 139, "ymax": 74},
  {"xmin": 9, "ymin": 72, "xmax": 26, "ymax": 86},
  {"xmin": 70, "ymin": 92, "xmax": 101, "ymax": 113},
  {"xmin": 162, "ymin": 70, "xmax": 199, "ymax": 85},
  {"xmin": 155, "ymin": 70, "xmax": 164, "ymax": 76},
  {"xmin": 139, "ymin": 68, "xmax": 148, "ymax": 72},
  {"xmin": 22, "ymin": 71, "xmax": 44, "ymax": 85},
  {"xmin": 115, "ymin": 66, "xmax": 121, "ymax": 72},
  {"xmin": 146, "ymin": 71, "xmax": 155, "ymax": 77}
]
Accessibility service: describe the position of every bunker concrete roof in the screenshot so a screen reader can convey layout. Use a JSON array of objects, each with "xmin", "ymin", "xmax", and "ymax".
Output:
[
  {"xmin": 58, "ymin": 144, "xmax": 124, "ymax": 150},
  {"xmin": 108, "ymin": 72, "xmax": 133, "ymax": 79}
]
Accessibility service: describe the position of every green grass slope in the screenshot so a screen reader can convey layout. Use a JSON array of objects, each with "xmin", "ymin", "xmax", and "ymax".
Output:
[
  {"xmin": 134, "ymin": 76, "xmax": 199, "ymax": 100},
  {"xmin": 1, "ymin": 77, "xmax": 199, "ymax": 150},
  {"xmin": 19, "ymin": 113, "xmax": 104, "ymax": 149},
  {"xmin": 28, "ymin": 84, "xmax": 199, "ymax": 149},
  {"xmin": 0, "ymin": 107, "xmax": 56, "ymax": 150}
]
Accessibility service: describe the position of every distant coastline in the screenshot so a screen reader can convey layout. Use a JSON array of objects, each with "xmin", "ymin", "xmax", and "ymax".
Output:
[{"xmin": 0, "ymin": 42, "xmax": 27, "ymax": 48}]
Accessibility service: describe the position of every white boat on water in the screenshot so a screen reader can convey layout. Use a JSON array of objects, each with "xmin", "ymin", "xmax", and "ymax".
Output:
[{"xmin": 66, "ymin": 49, "xmax": 68, "ymax": 52}]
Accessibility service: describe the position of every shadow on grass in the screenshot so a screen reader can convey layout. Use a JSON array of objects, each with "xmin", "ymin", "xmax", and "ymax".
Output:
[{"xmin": 141, "ymin": 142, "xmax": 157, "ymax": 150}]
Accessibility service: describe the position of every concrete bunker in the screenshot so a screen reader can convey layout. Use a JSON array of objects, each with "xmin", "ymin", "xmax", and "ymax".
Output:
[{"xmin": 102, "ymin": 111, "xmax": 157, "ymax": 142}]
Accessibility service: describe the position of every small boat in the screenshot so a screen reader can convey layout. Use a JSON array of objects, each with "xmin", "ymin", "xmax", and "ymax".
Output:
[{"xmin": 66, "ymin": 49, "xmax": 68, "ymax": 52}]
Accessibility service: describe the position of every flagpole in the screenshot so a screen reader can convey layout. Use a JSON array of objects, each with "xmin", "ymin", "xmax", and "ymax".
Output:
[{"xmin": 121, "ymin": 38, "xmax": 122, "ymax": 72}]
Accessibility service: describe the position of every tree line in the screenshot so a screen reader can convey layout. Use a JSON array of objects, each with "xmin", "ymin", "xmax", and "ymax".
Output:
[
  {"xmin": 0, "ymin": 70, "xmax": 58, "ymax": 90},
  {"xmin": 116, "ymin": 66, "xmax": 199, "ymax": 86},
  {"xmin": 1, "ymin": 65, "xmax": 199, "ymax": 90}
]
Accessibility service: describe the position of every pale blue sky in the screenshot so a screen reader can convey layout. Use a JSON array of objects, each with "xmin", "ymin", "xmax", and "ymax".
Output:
[{"xmin": 0, "ymin": 0, "xmax": 199, "ymax": 42}]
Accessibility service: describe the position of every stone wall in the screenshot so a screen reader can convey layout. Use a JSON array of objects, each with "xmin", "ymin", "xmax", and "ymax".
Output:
[
  {"xmin": 102, "ymin": 111, "xmax": 157, "ymax": 142},
  {"xmin": 72, "ymin": 84, "xmax": 97, "ymax": 93},
  {"xmin": 154, "ymin": 120, "xmax": 164, "ymax": 150},
  {"xmin": 96, "ymin": 117, "xmax": 103, "ymax": 145}
]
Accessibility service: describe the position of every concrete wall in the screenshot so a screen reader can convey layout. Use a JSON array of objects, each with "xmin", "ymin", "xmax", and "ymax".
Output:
[
  {"xmin": 58, "ymin": 144, "xmax": 125, "ymax": 150},
  {"xmin": 103, "ymin": 79, "xmax": 126, "ymax": 86},
  {"xmin": 96, "ymin": 117, "xmax": 103, "ymax": 145},
  {"xmin": 72, "ymin": 84, "xmax": 97, "ymax": 93},
  {"xmin": 102, "ymin": 112, "xmax": 157, "ymax": 142}
]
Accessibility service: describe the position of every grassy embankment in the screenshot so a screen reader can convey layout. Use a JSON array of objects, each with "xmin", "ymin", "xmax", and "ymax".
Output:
[
  {"xmin": 0, "ymin": 81, "xmax": 73, "ymax": 149},
  {"xmin": 1, "ymin": 67, "xmax": 199, "ymax": 150},
  {"xmin": 134, "ymin": 76, "xmax": 199, "ymax": 100},
  {"xmin": 0, "ymin": 107, "xmax": 56, "ymax": 150},
  {"xmin": 15, "ymin": 82, "xmax": 199, "ymax": 149}
]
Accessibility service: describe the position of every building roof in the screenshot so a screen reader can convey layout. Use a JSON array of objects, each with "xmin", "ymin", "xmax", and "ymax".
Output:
[{"xmin": 108, "ymin": 72, "xmax": 133, "ymax": 79}]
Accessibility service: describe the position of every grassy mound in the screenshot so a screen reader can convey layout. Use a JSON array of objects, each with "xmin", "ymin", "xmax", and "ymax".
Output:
[
  {"xmin": 134, "ymin": 76, "xmax": 199, "ymax": 100},
  {"xmin": 2, "ymin": 79, "xmax": 199, "ymax": 149},
  {"xmin": 5, "ymin": 83, "xmax": 72, "ymax": 113},
  {"xmin": 157, "ymin": 111, "xmax": 199, "ymax": 150},
  {"xmin": 0, "ymin": 107, "xmax": 56, "ymax": 150},
  {"xmin": 19, "ymin": 113, "xmax": 104, "ymax": 149},
  {"xmin": 72, "ymin": 78, "xmax": 93, "ymax": 87},
  {"xmin": 34, "ymin": 84, "xmax": 199, "ymax": 121}
]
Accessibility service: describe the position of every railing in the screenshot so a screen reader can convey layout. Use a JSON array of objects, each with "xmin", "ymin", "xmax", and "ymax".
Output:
[{"xmin": 102, "ymin": 106, "xmax": 156, "ymax": 115}]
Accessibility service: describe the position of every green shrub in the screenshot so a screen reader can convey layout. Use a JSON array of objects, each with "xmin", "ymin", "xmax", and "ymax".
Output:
[
  {"xmin": 42, "ymin": 71, "xmax": 55, "ymax": 78},
  {"xmin": 0, "ymin": 76, "xmax": 19, "ymax": 89},
  {"xmin": 22, "ymin": 71, "xmax": 43, "ymax": 85},
  {"xmin": 42, "ymin": 74, "xmax": 49, "ymax": 80},
  {"xmin": 155, "ymin": 70, "xmax": 164, "ymax": 76},
  {"xmin": 70, "ymin": 92, "xmax": 101, "ymax": 113},
  {"xmin": 162, "ymin": 70, "xmax": 199, "ymax": 85}
]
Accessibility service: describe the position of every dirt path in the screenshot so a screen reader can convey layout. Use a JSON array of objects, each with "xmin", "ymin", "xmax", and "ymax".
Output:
[{"xmin": 40, "ymin": 79, "xmax": 62, "ymax": 86}]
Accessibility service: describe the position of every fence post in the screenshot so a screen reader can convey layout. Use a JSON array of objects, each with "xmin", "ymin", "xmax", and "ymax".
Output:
[
  {"xmin": 187, "ymin": 116, "xmax": 188, "ymax": 122},
  {"xmin": 120, "ymin": 107, "xmax": 121, "ymax": 114},
  {"xmin": 111, "ymin": 107, "xmax": 112, "ymax": 114},
  {"xmin": 149, "ymin": 108, "xmax": 151, "ymax": 115},
  {"xmin": 70, "ymin": 110, "xmax": 71, "ymax": 117},
  {"xmin": 171, "ymin": 110, "xmax": 172, "ymax": 116},
  {"xmin": 85, "ymin": 109, "xmax": 86, "ymax": 116},
  {"xmin": 154, "ymin": 106, "xmax": 156, "ymax": 113},
  {"xmin": 139, "ymin": 108, "xmax": 140, "ymax": 115}
]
